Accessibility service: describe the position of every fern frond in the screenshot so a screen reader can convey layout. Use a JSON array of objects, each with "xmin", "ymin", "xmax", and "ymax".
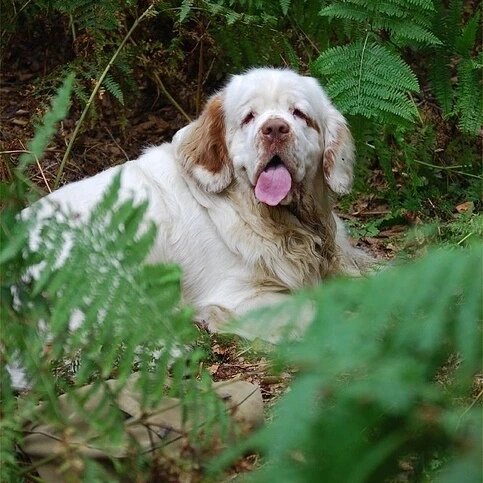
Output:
[
  {"xmin": 279, "ymin": 0, "xmax": 291, "ymax": 15},
  {"xmin": 103, "ymin": 73, "xmax": 124, "ymax": 105},
  {"xmin": 19, "ymin": 74, "xmax": 74, "ymax": 168},
  {"xmin": 320, "ymin": 0, "xmax": 440, "ymax": 45},
  {"xmin": 428, "ymin": 50, "xmax": 454, "ymax": 116},
  {"xmin": 455, "ymin": 11, "xmax": 480, "ymax": 55},
  {"xmin": 454, "ymin": 58, "xmax": 482, "ymax": 135},
  {"xmin": 179, "ymin": 0, "xmax": 193, "ymax": 22},
  {"xmin": 313, "ymin": 41, "xmax": 420, "ymax": 122},
  {"xmin": 226, "ymin": 246, "xmax": 482, "ymax": 481}
]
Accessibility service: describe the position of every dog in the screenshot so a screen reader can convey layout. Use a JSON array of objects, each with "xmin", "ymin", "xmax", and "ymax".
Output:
[{"xmin": 21, "ymin": 67, "xmax": 373, "ymax": 335}]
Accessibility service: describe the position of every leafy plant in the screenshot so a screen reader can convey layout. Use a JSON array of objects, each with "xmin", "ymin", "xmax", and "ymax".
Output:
[
  {"xmin": 216, "ymin": 245, "xmax": 482, "ymax": 482},
  {"xmin": 0, "ymin": 77, "xmax": 230, "ymax": 481},
  {"xmin": 429, "ymin": 2, "xmax": 482, "ymax": 135},
  {"xmin": 313, "ymin": 40, "xmax": 420, "ymax": 122}
]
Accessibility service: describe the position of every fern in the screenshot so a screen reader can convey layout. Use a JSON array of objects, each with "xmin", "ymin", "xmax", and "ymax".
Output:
[
  {"xmin": 428, "ymin": 50, "xmax": 454, "ymax": 116},
  {"xmin": 19, "ymin": 73, "xmax": 74, "ymax": 168},
  {"xmin": 218, "ymin": 246, "xmax": 482, "ymax": 482},
  {"xmin": 0, "ymin": 79, "xmax": 231, "ymax": 480},
  {"xmin": 427, "ymin": 2, "xmax": 482, "ymax": 133},
  {"xmin": 279, "ymin": 0, "xmax": 292, "ymax": 16},
  {"xmin": 454, "ymin": 58, "xmax": 482, "ymax": 135},
  {"xmin": 319, "ymin": 0, "xmax": 441, "ymax": 46},
  {"xmin": 313, "ymin": 41, "xmax": 420, "ymax": 122},
  {"xmin": 1, "ymin": 175, "xmax": 233, "ymax": 478},
  {"xmin": 103, "ymin": 73, "xmax": 124, "ymax": 105}
]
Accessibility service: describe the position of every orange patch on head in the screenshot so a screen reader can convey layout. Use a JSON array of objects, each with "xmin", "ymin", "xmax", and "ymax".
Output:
[
  {"xmin": 183, "ymin": 95, "xmax": 230, "ymax": 174},
  {"xmin": 177, "ymin": 94, "xmax": 233, "ymax": 193}
]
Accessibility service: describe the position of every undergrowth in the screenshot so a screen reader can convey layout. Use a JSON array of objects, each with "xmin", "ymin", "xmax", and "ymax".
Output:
[
  {"xmin": 216, "ymin": 244, "xmax": 482, "ymax": 482},
  {"xmin": 3, "ymin": 0, "xmax": 481, "ymax": 217}
]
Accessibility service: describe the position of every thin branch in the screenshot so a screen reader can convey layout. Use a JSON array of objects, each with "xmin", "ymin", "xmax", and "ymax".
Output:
[
  {"xmin": 152, "ymin": 72, "xmax": 192, "ymax": 123},
  {"xmin": 54, "ymin": 3, "xmax": 156, "ymax": 189},
  {"xmin": 356, "ymin": 32, "xmax": 370, "ymax": 111},
  {"xmin": 105, "ymin": 127, "xmax": 129, "ymax": 161},
  {"xmin": 35, "ymin": 156, "xmax": 52, "ymax": 193},
  {"xmin": 412, "ymin": 159, "xmax": 482, "ymax": 179}
]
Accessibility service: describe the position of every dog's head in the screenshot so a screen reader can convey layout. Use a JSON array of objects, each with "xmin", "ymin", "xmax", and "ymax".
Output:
[{"xmin": 175, "ymin": 68, "xmax": 354, "ymax": 206}]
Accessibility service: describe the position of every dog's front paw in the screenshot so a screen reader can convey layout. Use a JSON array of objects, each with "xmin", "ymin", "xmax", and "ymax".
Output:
[{"xmin": 195, "ymin": 305, "xmax": 234, "ymax": 333}]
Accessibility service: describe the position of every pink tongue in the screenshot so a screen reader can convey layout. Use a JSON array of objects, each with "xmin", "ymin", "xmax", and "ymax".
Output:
[{"xmin": 255, "ymin": 163, "xmax": 292, "ymax": 206}]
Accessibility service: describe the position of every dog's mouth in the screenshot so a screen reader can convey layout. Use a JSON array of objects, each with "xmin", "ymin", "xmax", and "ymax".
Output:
[{"xmin": 254, "ymin": 155, "xmax": 293, "ymax": 206}]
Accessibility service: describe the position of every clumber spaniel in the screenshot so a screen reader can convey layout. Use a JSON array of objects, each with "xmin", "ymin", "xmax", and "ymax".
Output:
[{"xmin": 26, "ymin": 67, "xmax": 372, "ymax": 333}]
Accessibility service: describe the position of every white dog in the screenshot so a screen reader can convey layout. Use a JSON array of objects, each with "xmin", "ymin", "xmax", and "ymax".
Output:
[{"xmin": 25, "ymin": 67, "xmax": 372, "ymax": 334}]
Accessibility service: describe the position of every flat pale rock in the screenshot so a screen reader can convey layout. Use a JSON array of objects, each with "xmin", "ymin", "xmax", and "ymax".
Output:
[{"xmin": 21, "ymin": 375, "xmax": 263, "ymax": 482}]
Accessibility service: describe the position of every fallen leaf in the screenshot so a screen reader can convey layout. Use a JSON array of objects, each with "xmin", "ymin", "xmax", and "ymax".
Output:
[
  {"xmin": 12, "ymin": 118, "xmax": 28, "ymax": 126},
  {"xmin": 455, "ymin": 201, "xmax": 474, "ymax": 213}
]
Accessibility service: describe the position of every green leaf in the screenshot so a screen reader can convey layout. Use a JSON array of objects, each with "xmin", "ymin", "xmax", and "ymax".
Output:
[
  {"xmin": 19, "ymin": 73, "xmax": 74, "ymax": 168},
  {"xmin": 313, "ymin": 41, "xmax": 420, "ymax": 122}
]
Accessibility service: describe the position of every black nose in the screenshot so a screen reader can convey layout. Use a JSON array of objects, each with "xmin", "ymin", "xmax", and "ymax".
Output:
[{"xmin": 261, "ymin": 118, "xmax": 290, "ymax": 141}]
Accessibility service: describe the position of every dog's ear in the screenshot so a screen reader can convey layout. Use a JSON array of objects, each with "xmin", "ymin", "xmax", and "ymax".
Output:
[
  {"xmin": 175, "ymin": 94, "xmax": 233, "ymax": 193},
  {"xmin": 322, "ymin": 110, "xmax": 355, "ymax": 194}
]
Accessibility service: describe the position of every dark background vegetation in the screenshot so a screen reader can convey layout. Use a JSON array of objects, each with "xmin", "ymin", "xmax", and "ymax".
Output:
[{"xmin": 1, "ymin": 0, "xmax": 481, "ymax": 256}]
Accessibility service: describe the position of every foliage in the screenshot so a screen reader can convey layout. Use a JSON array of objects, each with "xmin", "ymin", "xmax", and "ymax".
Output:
[
  {"xmin": 2, "ymin": 3, "xmax": 482, "ymax": 480},
  {"xmin": 430, "ymin": 2, "xmax": 482, "ymax": 135},
  {"xmin": 3, "ymin": 0, "xmax": 481, "ymax": 214},
  {"xmin": 313, "ymin": 41, "xmax": 420, "ymax": 122},
  {"xmin": 216, "ymin": 245, "xmax": 482, "ymax": 482},
  {"xmin": 0, "ymin": 78, "xmax": 230, "ymax": 481}
]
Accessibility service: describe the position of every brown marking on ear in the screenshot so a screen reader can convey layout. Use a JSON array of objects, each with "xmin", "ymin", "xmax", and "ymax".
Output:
[
  {"xmin": 323, "ymin": 149, "xmax": 334, "ymax": 179},
  {"xmin": 180, "ymin": 95, "xmax": 230, "ymax": 174},
  {"xmin": 322, "ymin": 123, "xmax": 354, "ymax": 194}
]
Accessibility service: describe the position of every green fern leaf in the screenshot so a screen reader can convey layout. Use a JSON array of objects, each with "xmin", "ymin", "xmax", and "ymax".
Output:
[
  {"xmin": 279, "ymin": 0, "xmax": 291, "ymax": 15},
  {"xmin": 428, "ymin": 50, "xmax": 454, "ymax": 116},
  {"xmin": 320, "ymin": 0, "xmax": 440, "ymax": 45},
  {"xmin": 455, "ymin": 58, "xmax": 482, "ymax": 135},
  {"xmin": 313, "ymin": 41, "xmax": 420, "ymax": 122},
  {"xmin": 19, "ymin": 74, "xmax": 74, "ymax": 168},
  {"xmin": 102, "ymin": 73, "xmax": 124, "ymax": 105},
  {"xmin": 226, "ymin": 246, "xmax": 482, "ymax": 482},
  {"xmin": 179, "ymin": 0, "xmax": 193, "ymax": 22},
  {"xmin": 455, "ymin": 11, "xmax": 480, "ymax": 55}
]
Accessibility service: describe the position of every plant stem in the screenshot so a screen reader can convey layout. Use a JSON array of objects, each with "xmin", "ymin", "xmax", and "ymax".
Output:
[
  {"xmin": 152, "ymin": 72, "xmax": 192, "ymax": 123},
  {"xmin": 54, "ymin": 3, "xmax": 156, "ymax": 189},
  {"xmin": 412, "ymin": 159, "xmax": 482, "ymax": 179}
]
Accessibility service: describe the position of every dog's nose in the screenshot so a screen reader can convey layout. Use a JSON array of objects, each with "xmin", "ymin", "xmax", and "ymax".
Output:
[{"xmin": 261, "ymin": 118, "xmax": 290, "ymax": 141}]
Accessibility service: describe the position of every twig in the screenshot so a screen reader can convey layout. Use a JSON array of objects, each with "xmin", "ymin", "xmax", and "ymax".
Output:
[
  {"xmin": 19, "ymin": 453, "xmax": 60, "ymax": 476},
  {"xmin": 457, "ymin": 232, "xmax": 474, "ymax": 245},
  {"xmin": 412, "ymin": 159, "xmax": 482, "ymax": 179},
  {"xmin": 408, "ymin": 92, "xmax": 423, "ymax": 125},
  {"xmin": 152, "ymin": 71, "xmax": 192, "ymax": 123},
  {"xmin": 35, "ymin": 156, "xmax": 52, "ymax": 193},
  {"xmin": 458, "ymin": 388, "xmax": 483, "ymax": 426},
  {"xmin": 20, "ymin": 141, "xmax": 52, "ymax": 193},
  {"xmin": 69, "ymin": 14, "xmax": 77, "ymax": 43},
  {"xmin": 54, "ymin": 3, "xmax": 156, "ymax": 189},
  {"xmin": 105, "ymin": 127, "xmax": 129, "ymax": 161},
  {"xmin": 196, "ymin": 36, "xmax": 204, "ymax": 116}
]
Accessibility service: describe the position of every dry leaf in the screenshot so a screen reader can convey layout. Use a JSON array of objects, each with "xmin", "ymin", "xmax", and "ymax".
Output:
[{"xmin": 455, "ymin": 201, "xmax": 474, "ymax": 213}]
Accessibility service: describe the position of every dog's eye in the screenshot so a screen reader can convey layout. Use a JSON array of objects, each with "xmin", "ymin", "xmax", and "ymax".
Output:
[
  {"xmin": 293, "ymin": 108, "xmax": 308, "ymax": 121},
  {"xmin": 242, "ymin": 112, "xmax": 255, "ymax": 125}
]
